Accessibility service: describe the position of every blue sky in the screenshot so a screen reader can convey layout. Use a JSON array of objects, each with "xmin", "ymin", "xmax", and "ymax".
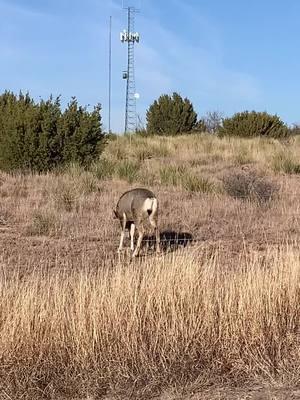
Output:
[{"xmin": 1, "ymin": 0, "xmax": 299, "ymax": 132}]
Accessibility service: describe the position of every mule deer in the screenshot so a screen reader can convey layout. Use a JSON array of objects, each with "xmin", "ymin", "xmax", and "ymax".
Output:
[{"xmin": 113, "ymin": 188, "xmax": 160, "ymax": 257}]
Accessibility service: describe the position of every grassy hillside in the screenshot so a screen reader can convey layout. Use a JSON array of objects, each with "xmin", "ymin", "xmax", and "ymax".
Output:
[
  {"xmin": 0, "ymin": 133, "xmax": 300, "ymax": 399},
  {"xmin": 100, "ymin": 133, "xmax": 300, "ymax": 186}
]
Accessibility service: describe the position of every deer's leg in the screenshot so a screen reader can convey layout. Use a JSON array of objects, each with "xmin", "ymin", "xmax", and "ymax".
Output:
[
  {"xmin": 149, "ymin": 214, "xmax": 160, "ymax": 254},
  {"xmin": 155, "ymin": 225, "xmax": 160, "ymax": 254},
  {"xmin": 130, "ymin": 222, "xmax": 135, "ymax": 252},
  {"xmin": 132, "ymin": 222, "xmax": 144, "ymax": 257},
  {"xmin": 118, "ymin": 213, "xmax": 126, "ymax": 253}
]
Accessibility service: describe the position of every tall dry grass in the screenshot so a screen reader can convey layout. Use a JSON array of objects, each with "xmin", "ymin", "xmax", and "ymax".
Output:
[
  {"xmin": 0, "ymin": 134, "xmax": 300, "ymax": 398},
  {"xmin": 0, "ymin": 247, "xmax": 300, "ymax": 398}
]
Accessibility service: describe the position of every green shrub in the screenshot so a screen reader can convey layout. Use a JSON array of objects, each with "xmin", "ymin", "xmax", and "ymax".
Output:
[
  {"xmin": 192, "ymin": 119, "xmax": 207, "ymax": 133},
  {"xmin": 57, "ymin": 98, "xmax": 105, "ymax": 166},
  {"xmin": 219, "ymin": 111, "xmax": 289, "ymax": 138},
  {"xmin": 0, "ymin": 91, "xmax": 105, "ymax": 172},
  {"xmin": 146, "ymin": 92, "xmax": 197, "ymax": 135}
]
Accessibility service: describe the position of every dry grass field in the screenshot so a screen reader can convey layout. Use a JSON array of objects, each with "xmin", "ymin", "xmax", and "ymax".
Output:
[{"xmin": 0, "ymin": 134, "xmax": 300, "ymax": 399}]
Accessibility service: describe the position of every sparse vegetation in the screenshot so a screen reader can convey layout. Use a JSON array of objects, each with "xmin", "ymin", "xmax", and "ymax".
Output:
[
  {"xmin": 203, "ymin": 110, "xmax": 223, "ymax": 133},
  {"xmin": 0, "ymin": 133, "xmax": 300, "ymax": 399}
]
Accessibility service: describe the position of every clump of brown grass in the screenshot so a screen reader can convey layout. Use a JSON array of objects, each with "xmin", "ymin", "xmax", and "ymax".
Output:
[
  {"xmin": 52, "ymin": 179, "xmax": 78, "ymax": 211},
  {"xmin": 222, "ymin": 169, "xmax": 278, "ymax": 203},
  {"xmin": 27, "ymin": 209, "xmax": 57, "ymax": 236},
  {"xmin": 1, "ymin": 248, "xmax": 300, "ymax": 398},
  {"xmin": 49, "ymin": 167, "xmax": 99, "ymax": 212}
]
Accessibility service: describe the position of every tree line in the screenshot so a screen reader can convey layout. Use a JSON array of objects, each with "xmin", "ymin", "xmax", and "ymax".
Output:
[
  {"xmin": 0, "ymin": 91, "xmax": 104, "ymax": 172},
  {"xmin": 0, "ymin": 90, "xmax": 298, "ymax": 172},
  {"xmin": 145, "ymin": 92, "xmax": 297, "ymax": 138}
]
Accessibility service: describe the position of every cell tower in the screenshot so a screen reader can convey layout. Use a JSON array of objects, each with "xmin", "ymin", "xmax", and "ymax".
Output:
[{"xmin": 120, "ymin": 6, "xmax": 140, "ymax": 134}]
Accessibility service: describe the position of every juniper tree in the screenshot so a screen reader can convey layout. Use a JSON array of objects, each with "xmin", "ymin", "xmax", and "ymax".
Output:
[{"xmin": 146, "ymin": 92, "xmax": 197, "ymax": 135}]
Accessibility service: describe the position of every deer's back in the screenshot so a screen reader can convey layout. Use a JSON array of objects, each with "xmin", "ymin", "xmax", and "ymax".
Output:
[{"xmin": 116, "ymin": 188, "xmax": 156, "ymax": 221}]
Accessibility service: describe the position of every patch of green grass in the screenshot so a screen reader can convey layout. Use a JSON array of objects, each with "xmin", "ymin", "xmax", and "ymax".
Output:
[
  {"xmin": 91, "ymin": 159, "xmax": 116, "ymax": 180},
  {"xmin": 159, "ymin": 165, "xmax": 215, "ymax": 193},
  {"xmin": 116, "ymin": 160, "xmax": 140, "ymax": 183},
  {"xmin": 159, "ymin": 165, "xmax": 186, "ymax": 186},
  {"xmin": 272, "ymin": 152, "xmax": 300, "ymax": 174},
  {"xmin": 182, "ymin": 174, "xmax": 216, "ymax": 193}
]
